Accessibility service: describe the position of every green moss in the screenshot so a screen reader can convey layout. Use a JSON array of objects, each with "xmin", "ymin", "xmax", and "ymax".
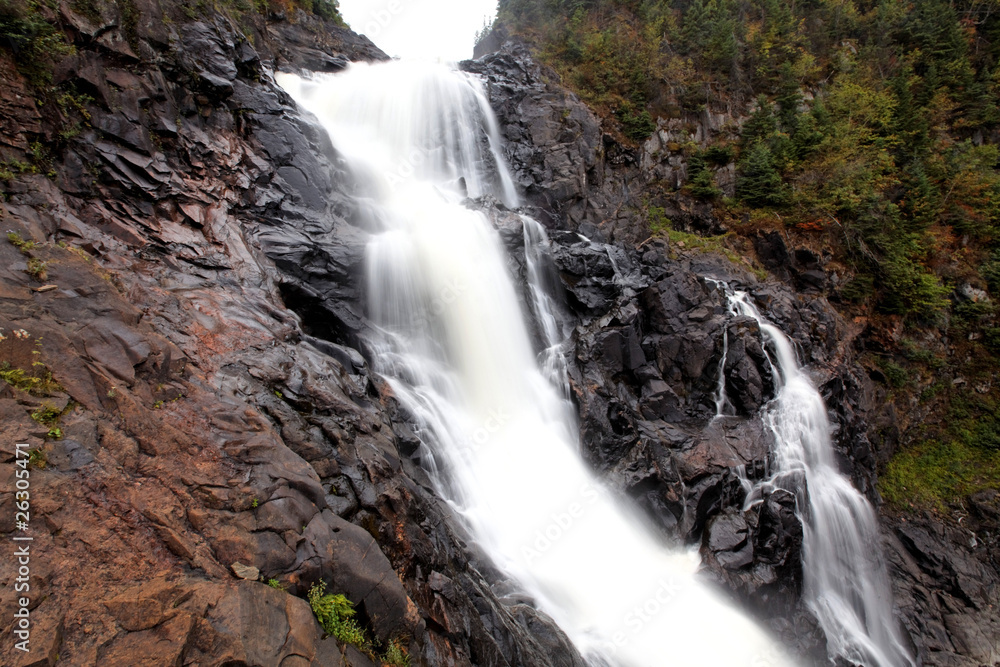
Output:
[
  {"xmin": 646, "ymin": 205, "xmax": 768, "ymax": 280},
  {"xmin": 880, "ymin": 438, "xmax": 1000, "ymax": 510}
]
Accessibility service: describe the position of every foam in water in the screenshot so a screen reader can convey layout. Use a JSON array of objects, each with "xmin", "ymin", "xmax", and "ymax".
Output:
[
  {"xmin": 278, "ymin": 62, "xmax": 793, "ymax": 666},
  {"xmin": 727, "ymin": 290, "xmax": 914, "ymax": 667}
]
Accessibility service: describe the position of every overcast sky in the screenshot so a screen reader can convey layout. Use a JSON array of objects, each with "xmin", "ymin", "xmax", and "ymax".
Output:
[{"xmin": 337, "ymin": 0, "xmax": 498, "ymax": 62}]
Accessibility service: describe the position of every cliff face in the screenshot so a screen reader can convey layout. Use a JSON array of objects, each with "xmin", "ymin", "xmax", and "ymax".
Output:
[
  {"xmin": 0, "ymin": 4, "xmax": 997, "ymax": 667},
  {"xmin": 0, "ymin": 5, "xmax": 586, "ymax": 666},
  {"xmin": 467, "ymin": 41, "xmax": 1000, "ymax": 667}
]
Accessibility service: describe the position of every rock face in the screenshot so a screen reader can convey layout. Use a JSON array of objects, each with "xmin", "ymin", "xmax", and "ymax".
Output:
[
  {"xmin": 0, "ymin": 6, "xmax": 997, "ymax": 667},
  {"xmin": 0, "ymin": 8, "xmax": 583, "ymax": 667},
  {"xmin": 469, "ymin": 42, "xmax": 999, "ymax": 666}
]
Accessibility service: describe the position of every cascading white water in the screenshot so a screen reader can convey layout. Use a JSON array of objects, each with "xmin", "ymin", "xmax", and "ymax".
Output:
[
  {"xmin": 278, "ymin": 62, "xmax": 793, "ymax": 667},
  {"xmin": 727, "ymin": 291, "xmax": 914, "ymax": 667}
]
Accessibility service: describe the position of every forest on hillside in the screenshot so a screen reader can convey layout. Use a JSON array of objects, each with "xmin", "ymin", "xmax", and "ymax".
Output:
[{"xmin": 496, "ymin": 0, "xmax": 1000, "ymax": 509}]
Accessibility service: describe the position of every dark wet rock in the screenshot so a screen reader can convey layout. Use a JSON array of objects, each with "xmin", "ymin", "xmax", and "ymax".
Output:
[
  {"xmin": 885, "ymin": 513, "xmax": 1000, "ymax": 666},
  {"xmin": 707, "ymin": 509, "xmax": 754, "ymax": 570},
  {"xmin": 462, "ymin": 44, "xmax": 602, "ymax": 230},
  {"xmin": 754, "ymin": 231, "xmax": 792, "ymax": 281},
  {"xmin": 0, "ymin": 9, "xmax": 589, "ymax": 667}
]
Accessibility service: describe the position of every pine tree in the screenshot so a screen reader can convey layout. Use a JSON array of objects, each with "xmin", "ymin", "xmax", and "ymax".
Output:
[
  {"xmin": 740, "ymin": 95, "xmax": 778, "ymax": 148},
  {"xmin": 737, "ymin": 142, "xmax": 787, "ymax": 207},
  {"xmin": 687, "ymin": 151, "xmax": 722, "ymax": 200}
]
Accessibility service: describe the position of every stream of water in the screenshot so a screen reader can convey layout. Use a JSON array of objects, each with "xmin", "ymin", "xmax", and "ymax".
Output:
[
  {"xmin": 727, "ymin": 291, "xmax": 914, "ymax": 667},
  {"xmin": 278, "ymin": 60, "xmax": 795, "ymax": 666}
]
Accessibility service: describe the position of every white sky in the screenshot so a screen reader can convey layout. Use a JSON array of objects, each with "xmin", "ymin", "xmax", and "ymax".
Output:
[{"xmin": 337, "ymin": 0, "xmax": 498, "ymax": 62}]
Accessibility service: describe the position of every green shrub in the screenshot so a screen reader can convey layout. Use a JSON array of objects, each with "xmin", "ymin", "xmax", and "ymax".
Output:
[
  {"xmin": 703, "ymin": 144, "xmax": 734, "ymax": 166},
  {"xmin": 311, "ymin": 0, "xmax": 342, "ymax": 22},
  {"xmin": 877, "ymin": 253, "xmax": 949, "ymax": 320},
  {"xmin": 26, "ymin": 257, "xmax": 47, "ymax": 281},
  {"xmin": 877, "ymin": 358, "xmax": 908, "ymax": 389},
  {"xmin": 840, "ymin": 274, "xmax": 874, "ymax": 303},
  {"xmin": 985, "ymin": 327, "xmax": 1000, "ymax": 355},
  {"xmin": 899, "ymin": 339, "xmax": 944, "ymax": 369},
  {"xmin": 983, "ymin": 252, "xmax": 1000, "ymax": 296},
  {"xmin": 646, "ymin": 205, "xmax": 671, "ymax": 235},
  {"xmin": 27, "ymin": 448, "xmax": 47, "ymax": 469},
  {"xmin": 617, "ymin": 105, "xmax": 655, "ymax": 143},
  {"xmin": 0, "ymin": 0, "xmax": 73, "ymax": 86},
  {"xmin": 7, "ymin": 232, "xmax": 35, "ymax": 253},
  {"xmin": 736, "ymin": 143, "xmax": 787, "ymax": 207},
  {"xmin": 687, "ymin": 151, "xmax": 721, "ymax": 200}
]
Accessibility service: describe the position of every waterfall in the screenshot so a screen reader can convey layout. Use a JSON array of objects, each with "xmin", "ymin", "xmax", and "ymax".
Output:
[
  {"xmin": 727, "ymin": 291, "xmax": 914, "ymax": 667},
  {"xmin": 278, "ymin": 62, "xmax": 792, "ymax": 667}
]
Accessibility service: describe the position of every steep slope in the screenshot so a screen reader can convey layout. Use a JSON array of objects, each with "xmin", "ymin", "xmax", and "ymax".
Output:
[
  {"xmin": 0, "ymin": 2, "xmax": 585, "ymax": 665},
  {"xmin": 489, "ymin": 0, "xmax": 1000, "ymax": 518},
  {"xmin": 467, "ymin": 38, "xmax": 1000, "ymax": 666}
]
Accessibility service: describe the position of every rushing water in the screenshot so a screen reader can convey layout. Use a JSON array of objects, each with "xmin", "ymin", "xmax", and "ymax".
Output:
[
  {"xmin": 277, "ymin": 61, "xmax": 793, "ymax": 666},
  {"xmin": 726, "ymin": 291, "xmax": 914, "ymax": 667}
]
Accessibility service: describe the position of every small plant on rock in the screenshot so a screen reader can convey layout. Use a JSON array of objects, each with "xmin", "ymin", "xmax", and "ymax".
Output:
[
  {"xmin": 7, "ymin": 231, "xmax": 35, "ymax": 253},
  {"xmin": 0, "ymin": 364, "xmax": 60, "ymax": 396},
  {"xmin": 27, "ymin": 448, "xmax": 46, "ymax": 469},
  {"xmin": 307, "ymin": 581, "xmax": 368, "ymax": 649},
  {"xmin": 382, "ymin": 639, "xmax": 410, "ymax": 667},
  {"xmin": 30, "ymin": 403, "xmax": 61, "ymax": 426},
  {"xmin": 26, "ymin": 258, "xmax": 47, "ymax": 281}
]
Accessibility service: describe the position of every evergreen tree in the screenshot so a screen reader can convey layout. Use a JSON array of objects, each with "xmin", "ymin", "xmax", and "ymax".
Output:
[
  {"xmin": 740, "ymin": 95, "xmax": 778, "ymax": 148},
  {"xmin": 687, "ymin": 151, "xmax": 722, "ymax": 200},
  {"xmin": 737, "ymin": 142, "xmax": 787, "ymax": 207}
]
